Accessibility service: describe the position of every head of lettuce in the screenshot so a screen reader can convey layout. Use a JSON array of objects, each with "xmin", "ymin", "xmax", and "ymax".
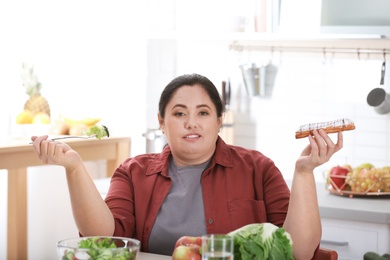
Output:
[{"xmin": 227, "ymin": 223, "xmax": 294, "ymax": 260}]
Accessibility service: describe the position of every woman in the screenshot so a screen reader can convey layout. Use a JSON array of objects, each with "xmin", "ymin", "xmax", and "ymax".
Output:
[{"xmin": 31, "ymin": 73, "xmax": 342, "ymax": 259}]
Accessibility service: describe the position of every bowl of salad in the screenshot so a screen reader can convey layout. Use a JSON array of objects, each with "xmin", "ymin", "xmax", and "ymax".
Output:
[{"xmin": 57, "ymin": 236, "xmax": 140, "ymax": 260}]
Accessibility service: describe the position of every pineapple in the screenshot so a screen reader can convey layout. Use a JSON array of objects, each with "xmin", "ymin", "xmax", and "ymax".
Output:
[{"xmin": 21, "ymin": 63, "xmax": 51, "ymax": 117}]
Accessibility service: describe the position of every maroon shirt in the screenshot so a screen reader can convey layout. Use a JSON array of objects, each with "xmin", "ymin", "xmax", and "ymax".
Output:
[{"xmin": 105, "ymin": 137, "xmax": 290, "ymax": 252}]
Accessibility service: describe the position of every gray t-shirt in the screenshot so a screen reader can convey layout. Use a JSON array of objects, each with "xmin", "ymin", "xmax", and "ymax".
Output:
[{"xmin": 148, "ymin": 157, "xmax": 209, "ymax": 255}]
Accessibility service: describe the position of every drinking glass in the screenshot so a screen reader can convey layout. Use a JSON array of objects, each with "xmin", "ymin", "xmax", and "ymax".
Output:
[{"xmin": 201, "ymin": 234, "xmax": 234, "ymax": 260}]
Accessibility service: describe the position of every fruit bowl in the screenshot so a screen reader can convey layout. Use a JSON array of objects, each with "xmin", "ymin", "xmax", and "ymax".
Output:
[
  {"xmin": 57, "ymin": 236, "xmax": 140, "ymax": 260},
  {"xmin": 325, "ymin": 165, "xmax": 390, "ymax": 197}
]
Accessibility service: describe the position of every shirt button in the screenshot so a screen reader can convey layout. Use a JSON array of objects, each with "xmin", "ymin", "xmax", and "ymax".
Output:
[{"xmin": 208, "ymin": 219, "xmax": 214, "ymax": 224}]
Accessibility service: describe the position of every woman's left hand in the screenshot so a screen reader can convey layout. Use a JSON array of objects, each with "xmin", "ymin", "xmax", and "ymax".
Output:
[{"xmin": 296, "ymin": 129, "xmax": 343, "ymax": 174}]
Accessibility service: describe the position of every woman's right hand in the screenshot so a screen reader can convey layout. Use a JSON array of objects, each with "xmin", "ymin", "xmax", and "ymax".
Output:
[
  {"xmin": 31, "ymin": 135, "xmax": 115, "ymax": 236},
  {"xmin": 31, "ymin": 135, "xmax": 83, "ymax": 172}
]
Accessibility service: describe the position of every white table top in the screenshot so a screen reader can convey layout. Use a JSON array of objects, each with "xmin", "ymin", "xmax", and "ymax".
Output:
[
  {"xmin": 315, "ymin": 182, "xmax": 390, "ymax": 224},
  {"xmin": 285, "ymin": 179, "xmax": 390, "ymax": 224},
  {"xmin": 139, "ymin": 252, "xmax": 171, "ymax": 259}
]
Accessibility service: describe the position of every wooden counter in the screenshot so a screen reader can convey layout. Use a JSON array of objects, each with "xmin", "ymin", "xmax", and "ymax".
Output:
[{"xmin": 0, "ymin": 136, "xmax": 131, "ymax": 260}]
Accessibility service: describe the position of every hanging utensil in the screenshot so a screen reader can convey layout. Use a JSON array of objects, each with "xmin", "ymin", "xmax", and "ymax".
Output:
[
  {"xmin": 225, "ymin": 78, "xmax": 231, "ymax": 110},
  {"xmin": 222, "ymin": 79, "xmax": 231, "ymax": 110},
  {"xmin": 222, "ymin": 80, "xmax": 226, "ymax": 108},
  {"xmin": 367, "ymin": 58, "xmax": 390, "ymax": 114},
  {"xmin": 240, "ymin": 63, "xmax": 262, "ymax": 96},
  {"xmin": 380, "ymin": 60, "xmax": 386, "ymax": 85}
]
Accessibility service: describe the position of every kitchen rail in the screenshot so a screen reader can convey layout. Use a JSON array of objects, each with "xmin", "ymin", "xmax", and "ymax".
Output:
[{"xmin": 230, "ymin": 37, "xmax": 390, "ymax": 60}]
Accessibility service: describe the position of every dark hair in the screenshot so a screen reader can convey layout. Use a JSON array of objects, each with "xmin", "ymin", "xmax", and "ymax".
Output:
[{"xmin": 158, "ymin": 73, "xmax": 224, "ymax": 118}]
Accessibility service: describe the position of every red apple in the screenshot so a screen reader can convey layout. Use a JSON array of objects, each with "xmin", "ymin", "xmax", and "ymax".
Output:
[
  {"xmin": 174, "ymin": 236, "xmax": 202, "ymax": 248},
  {"xmin": 329, "ymin": 165, "xmax": 350, "ymax": 191},
  {"xmin": 172, "ymin": 245, "xmax": 201, "ymax": 260},
  {"xmin": 172, "ymin": 236, "xmax": 202, "ymax": 260}
]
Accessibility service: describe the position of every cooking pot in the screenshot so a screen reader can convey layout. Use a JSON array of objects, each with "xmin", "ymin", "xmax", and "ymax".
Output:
[
  {"xmin": 367, "ymin": 87, "xmax": 390, "ymax": 114},
  {"xmin": 240, "ymin": 63, "xmax": 264, "ymax": 96},
  {"xmin": 367, "ymin": 61, "xmax": 390, "ymax": 114},
  {"xmin": 142, "ymin": 128, "xmax": 167, "ymax": 153},
  {"xmin": 240, "ymin": 63, "xmax": 278, "ymax": 97}
]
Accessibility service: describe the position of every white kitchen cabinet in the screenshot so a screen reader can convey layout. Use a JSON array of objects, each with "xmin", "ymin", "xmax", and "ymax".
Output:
[
  {"xmin": 287, "ymin": 182, "xmax": 390, "ymax": 259},
  {"xmin": 321, "ymin": 218, "xmax": 390, "ymax": 260}
]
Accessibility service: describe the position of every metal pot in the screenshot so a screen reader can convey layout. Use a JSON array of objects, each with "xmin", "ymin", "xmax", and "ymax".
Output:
[
  {"xmin": 367, "ymin": 61, "xmax": 390, "ymax": 114},
  {"xmin": 240, "ymin": 63, "xmax": 278, "ymax": 97},
  {"xmin": 142, "ymin": 128, "xmax": 167, "ymax": 153},
  {"xmin": 367, "ymin": 87, "xmax": 390, "ymax": 114},
  {"xmin": 240, "ymin": 63, "xmax": 264, "ymax": 96}
]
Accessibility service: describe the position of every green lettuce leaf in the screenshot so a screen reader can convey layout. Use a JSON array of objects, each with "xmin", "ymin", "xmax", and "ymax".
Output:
[{"xmin": 228, "ymin": 223, "xmax": 293, "ymax": 260}]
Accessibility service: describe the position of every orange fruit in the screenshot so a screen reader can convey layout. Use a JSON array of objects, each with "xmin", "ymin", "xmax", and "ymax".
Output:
[
  {"xmin": 16, "ymin": 110, "xmax": 33, "ymax": 124},
  {"xmin": 32, "ymin": 112, "xmax": 51, "ymax": 124}
]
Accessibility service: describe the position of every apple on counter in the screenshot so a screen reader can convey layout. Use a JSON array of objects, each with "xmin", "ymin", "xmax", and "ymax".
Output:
[
  {"xmin": 172, "ymin": 236, "xmax": 202, "ymax": 260},
  {"xmin": 329, "ymin": 165, "xmax": 351, "ymax": 191}
]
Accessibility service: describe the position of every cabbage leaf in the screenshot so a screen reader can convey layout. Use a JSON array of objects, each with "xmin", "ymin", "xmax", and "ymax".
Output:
[{"xmin": 227, "ymin": 223, "xmax": 294, "ymax": 260}]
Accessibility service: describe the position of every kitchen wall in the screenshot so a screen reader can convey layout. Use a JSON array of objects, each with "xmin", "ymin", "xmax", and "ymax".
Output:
[
  {"xmin": 0, "ymin": 1, "xmax": 149, "ymax": 259},
  {"xmin": 0, "ymin": 1, "xmax": 148, "ymax": 154},
  {"xmin": 231, "ymin": 55, "xmax": 390, "ymax": 181},
  {"xmin": 151, "ymin": 37, "xmax": 390, "ymax": 182},
  {"xmin": 144, "ymin": 0, "xmax": 390, "ymax": 181}
]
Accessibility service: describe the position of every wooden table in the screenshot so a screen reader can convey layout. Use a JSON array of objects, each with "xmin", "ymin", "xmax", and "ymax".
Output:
[{"xmin": 0, "ymin": 136, "xmax": 131, "ymax": 260}]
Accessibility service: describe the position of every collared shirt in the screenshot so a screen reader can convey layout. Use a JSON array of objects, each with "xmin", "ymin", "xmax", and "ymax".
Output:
[{"xmin": 105, "ymin": 137, "xmax": 290, "ymax": 253}]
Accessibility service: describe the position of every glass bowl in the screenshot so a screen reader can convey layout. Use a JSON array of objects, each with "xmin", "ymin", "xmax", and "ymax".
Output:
[{"xmin": 57, "ymin": 236, "xmax": 140, "ymax": 260}]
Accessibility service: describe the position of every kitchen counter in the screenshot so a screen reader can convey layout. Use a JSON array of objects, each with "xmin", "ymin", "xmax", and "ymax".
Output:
[
  {"xmin": 285, "ymin": 180, "xmax": 390, "ymax": 224},
  {"xmin": 315, "ymin": 182, "xmax": 390, "ymax": 224},
  {"xmin": 314, "ymin": 182, "xmax": 390, "ymax": 257}
]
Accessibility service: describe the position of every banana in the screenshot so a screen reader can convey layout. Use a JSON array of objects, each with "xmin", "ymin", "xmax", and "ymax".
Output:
[
  {"xmin": 64, "ymin": 117, "xmax": 101, "ymax": 127},
  {"xmin": 81, "ymin": 117, "xmax": 102, "ymax": 127}
]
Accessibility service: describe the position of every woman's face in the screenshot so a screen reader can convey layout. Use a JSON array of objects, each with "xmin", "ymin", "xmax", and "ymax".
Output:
[{"xmin": 158, "ymin": 84, "xmax": 223, "ymax": 166}]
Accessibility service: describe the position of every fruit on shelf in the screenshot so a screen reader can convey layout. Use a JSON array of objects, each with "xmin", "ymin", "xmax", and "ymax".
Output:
[
  {"xmin": 16, "ymin": 110, "xmax": 33, "ymax": 124},
  {"xmin": 341, "ymin": 164, "xmax": 353, "ymax": 173},
  {"xmin": 31, "ymin": 112, "xmax": 50, "ymax": 124},
  {"xmin": 63, "ymin": 117, "xmax": 101, "ymax": 127},
  {"xmin": 15, "ymin": 63, "xmax": 51, "ymax": 126},
  {"xmin": 381, "ymin": 166, "xmax": 390, "ymax": 189},
  {"xmin": 329, "ymin": 165, "xmax": 350, "ymax": 191},
  {"xmin": 21, "ymin": 63, "xmax": 50, "ymax": 117},
  {"xmin": 48, "ymin": 116, "xmax": 104, "ymax": 136},
  {"xmin": 345, "ymin": 163, "xmax": 390, "ymax": 193},
  {"xmin": 354, "ymin": 163, "xmax": 374, "ymax": 174}
]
